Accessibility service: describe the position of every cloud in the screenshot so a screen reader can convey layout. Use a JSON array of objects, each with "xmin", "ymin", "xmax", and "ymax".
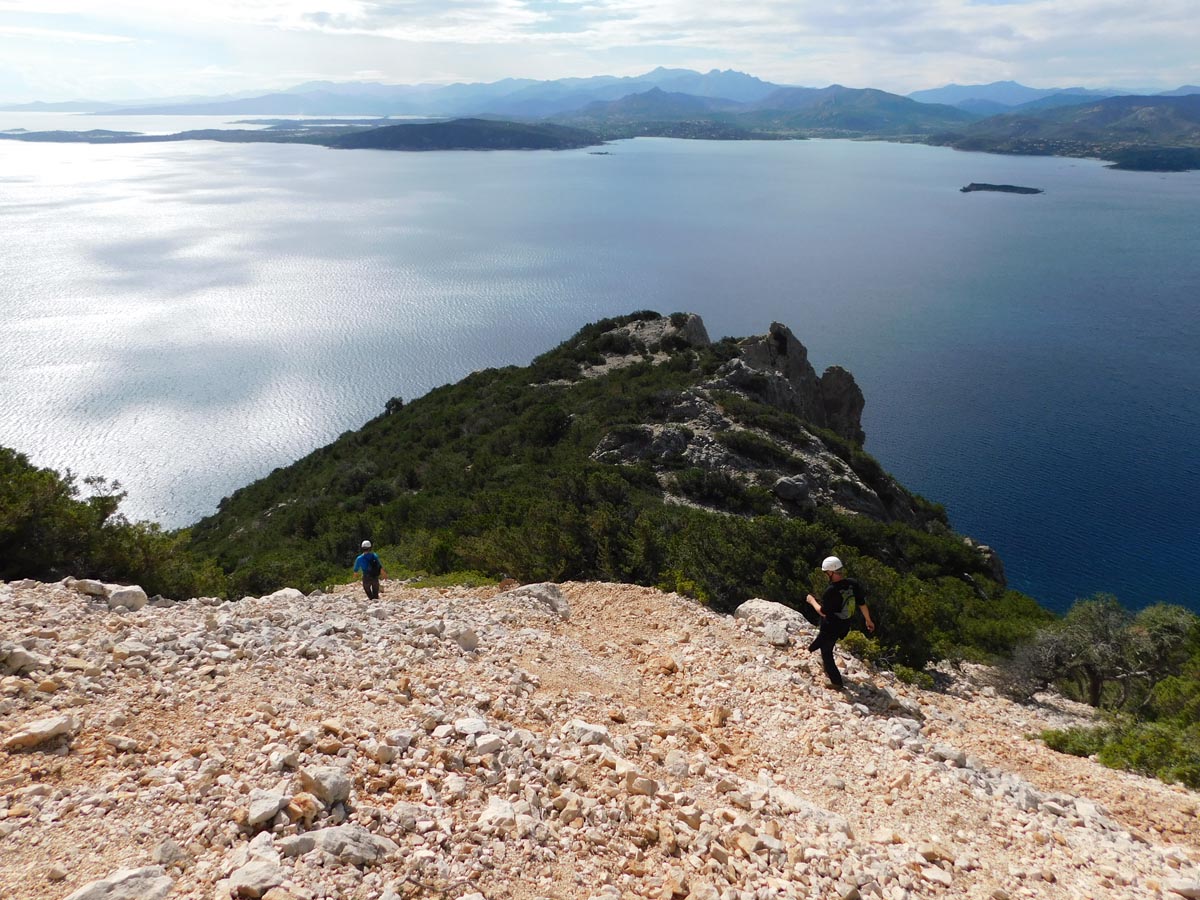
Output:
[
  {"xmin": 0, "ymin": 0, "xmax": 1198, "ymax": 99},
  {"xmin": 0, "ymin": 24, "xmax": 136, "ymax": 42}
]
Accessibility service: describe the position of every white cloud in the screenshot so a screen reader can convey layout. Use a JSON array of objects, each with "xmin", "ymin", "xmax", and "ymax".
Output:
[
  {"xmin": 0, "ymin": 0, "xmax": 1197, "ymax": 100},
  {"xmin": 0, "ymin": 24, "xmax": 136, "ymax": 42}
]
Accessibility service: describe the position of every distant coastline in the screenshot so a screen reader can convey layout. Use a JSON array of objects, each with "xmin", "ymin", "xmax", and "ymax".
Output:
[
  {"xmin": 0, "ymin": 118, "xmax": 603, "ymax": 153},
  {"xmin": 3, "ymin": 115, "xmax": 1200, "ymax": 172}
]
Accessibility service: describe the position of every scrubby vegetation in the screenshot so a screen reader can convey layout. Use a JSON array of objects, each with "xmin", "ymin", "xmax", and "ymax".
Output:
[
  {"xmin": 1006, "ymin": 595, "xmax": 1200, "ymax": 788},
  {"xmin": 0, "ymin": 447, "xmax": 225, "ymax": 599}
]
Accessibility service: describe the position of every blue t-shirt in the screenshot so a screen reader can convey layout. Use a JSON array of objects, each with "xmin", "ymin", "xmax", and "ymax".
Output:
[{"xmin": 354, "ymin": 552, "xmax": 380, "ymax": 574}]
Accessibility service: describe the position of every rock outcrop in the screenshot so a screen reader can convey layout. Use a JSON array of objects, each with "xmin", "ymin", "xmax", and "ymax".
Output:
[
  {"xmin": 578, "ymin": 314, "xmax": 952, "ymax": 534},
  {"xmin": 2, "ymin": 577, "xmax": 1196, "ymax": 900},
  {"xmin": 730, "ymin": 323, "xmax": 863, "ymax": 450}
]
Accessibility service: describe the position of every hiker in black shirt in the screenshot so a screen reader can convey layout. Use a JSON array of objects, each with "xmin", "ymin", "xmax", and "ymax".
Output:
[{"xmin": 805, "ymin": 555, "xmax": 875, "ymax": 688}]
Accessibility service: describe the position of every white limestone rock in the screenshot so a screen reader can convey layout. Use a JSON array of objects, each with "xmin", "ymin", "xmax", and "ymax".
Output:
[
  {"xmin": 455, "ymin": 628, "xmax": 480, "ymax": 651},
  {"xmin": 279, "ymin": 823, "xmax": 398, "ymax": 865},
  {"xmin": 1, "ymin": 642, "xmax": 53, "ymax": 675},
  {"xmin": 247, "ymin": 789, "xmax": 291, "ymax": 828},
  {"xmin": 261, "ymin": 588, "xmax": 306, "ymax": 602},
  {"xmin": 61, "ymin": 866, "xmax": 173, "ymax": 900},
  {"xmin": 500, "ymin": 582, "xmax": 571, "ymax": 620},
  {"xmin": 763, "ymin": 624, "xmax": 790, "ymax": 647},
  {"xmin": 299, "ymin": 766, "xmax": 352, "ymax": 806},
  {"xmin": 74, "ymin": 579, "xmax": 108, "ymax": 597},
  {"xmin": 4, "ymin": 714, "xmax": 81, "ymax": 751},
  {"xmin": 733, "ymin": 598, "xmax": 809, "ymax": 632},
  {"xmin": 475, "ymin": 733, "xmax": 504, "ymax": 755},
  {"xmin": 929, "ymin": 744, "xmax": 968, "ymax": 768},
  {"xmin": 565, "ymin": 719, "xmax": 612, "ymax": 747},
  {"xmin": 228, "ymin": 860, "xmax": 284, "ymax": 898},
  {"xmin": 455, "ymin": 717, "xmax": 490, "ymax": 735},
  {"xmin": 476, "ymin": 796, "xmax": 517, "ymax": 829},
  {"xmin": 112, "ymin": 640, "xmax": 152, "ymax": 660},
  {"xmin": 106, "ymin": 585, "xmax": 148, "ymax": 610}
]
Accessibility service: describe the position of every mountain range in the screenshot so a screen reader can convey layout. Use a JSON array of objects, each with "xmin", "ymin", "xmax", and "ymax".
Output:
[
  {"xmin": 4, "ymin": 69, "xmax": 1200, "ymax": 170},
  {"xmin": 5, "ymin": 69, "xmax": 1197, "ymax": 119}
]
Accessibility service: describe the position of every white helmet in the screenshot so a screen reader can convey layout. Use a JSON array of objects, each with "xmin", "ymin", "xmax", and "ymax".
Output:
[
  {"xmin": 821, "ymin": 556, "xmax": 843, "ymax": 572},
  {"xmin": 361, "ymin": 540, "xmax": 372, "ymax": 550}
]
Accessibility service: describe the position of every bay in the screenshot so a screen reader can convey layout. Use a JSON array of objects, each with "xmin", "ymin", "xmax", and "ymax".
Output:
[{"xmin": 1, "ymin": 127, "xmax": 1197, "ymax": 613}]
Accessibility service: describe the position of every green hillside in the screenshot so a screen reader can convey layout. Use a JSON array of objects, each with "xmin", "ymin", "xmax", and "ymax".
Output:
[
  {"xmin": 186, "ymin": 312, "xmax": 1047, "ymax": 669},
  {"xmin": 329, "ymin": 118, "xmax": 601, "ymax": 151},
  {"xmin": 939, "ymin": 95, "xmax": 1200, "ymax": 169}
]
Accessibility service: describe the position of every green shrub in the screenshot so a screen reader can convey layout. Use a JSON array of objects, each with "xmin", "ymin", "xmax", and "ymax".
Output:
[
  {"xmin": 892, "ymin": 664, "xmax": 934, "ymax": 689},
  {"xmin": 0, "ymin": 447, "xmax": 226, "ymax": 599},
  {"xmin": 841, "ymin": 630, "xmax": 883, "ymax": 664},
  {"xmin": 1041, "ymin": 726, "xmax": 1109, "ymax": 759},
  {"xmin": 672, "ymin": 469, "xmax": 773, "ymax": 515},
  {"xmin": 715, "ymin": 430, "xmax": 795, "ymax": 468},
  {"xmin": 1097, "ymin": 722, "xmax": 1200, "ymax": 788}
]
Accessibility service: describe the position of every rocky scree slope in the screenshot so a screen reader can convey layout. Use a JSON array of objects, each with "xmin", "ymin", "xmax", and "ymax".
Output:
[{"xmin": 2, "ymin": 577, "xmax": 1199, "ymax": 900}]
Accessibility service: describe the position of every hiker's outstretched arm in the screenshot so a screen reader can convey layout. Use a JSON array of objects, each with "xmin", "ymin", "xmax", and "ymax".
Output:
[{"xmin": 861, "ymin": 603, "xmax": 875, "ymax": 633}]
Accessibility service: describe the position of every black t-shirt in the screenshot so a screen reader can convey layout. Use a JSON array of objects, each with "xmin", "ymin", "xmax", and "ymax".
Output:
[{"xmin": 821, "ymin": 577, "xmax": 864, "ymax": 620}]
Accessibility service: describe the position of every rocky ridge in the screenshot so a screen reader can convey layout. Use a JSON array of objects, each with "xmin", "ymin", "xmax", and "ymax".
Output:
[
  {"xmin": 585, "ymin": 316, "xmax": 931, "ymax": 526},
  {"xmin": 2, "ymin": 576, "xmax": 1199, "ymax": 900}
]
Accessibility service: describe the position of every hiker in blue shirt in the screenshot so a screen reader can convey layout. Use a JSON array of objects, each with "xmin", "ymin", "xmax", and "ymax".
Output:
[{"xmin": 353, "ymin": 540, "xmax": 385, "ymax": 600}]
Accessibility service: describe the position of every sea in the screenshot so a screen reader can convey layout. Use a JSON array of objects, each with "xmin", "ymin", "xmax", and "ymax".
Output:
[{"xmin": 2, "ymin": 113, "xmax": 1198, "ymax": 614}]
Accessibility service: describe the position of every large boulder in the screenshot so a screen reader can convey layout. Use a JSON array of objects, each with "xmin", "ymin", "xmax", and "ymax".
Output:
[
  {"xmin": 261, "ymin": 588, "xmax": 306, "ymax": 603},
  {"xmin": 106, "ymin": 585, "xmax": 148, "ymax": 611},
  {"xmin": 733, "ymin": 598, "xmax": 811, "ymax": 632}
]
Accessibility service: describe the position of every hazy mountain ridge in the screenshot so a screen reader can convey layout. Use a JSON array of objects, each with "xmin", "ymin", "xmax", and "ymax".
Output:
[
  {"xmin": 907, "ymin": 81, "xmax": 1125, "ymax": 109},
  {"xmin": 10, "ymin": 70, "xmax": 1194, "ymax": 117}
]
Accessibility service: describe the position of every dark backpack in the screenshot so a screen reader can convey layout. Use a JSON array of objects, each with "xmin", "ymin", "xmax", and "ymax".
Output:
[
  {"xmin": 828, "ymin": 579, "xmax": 860, "ymax": 620},
  {"xmin": 365, "ymin": 553, "xmax": 382, "ymax": 578}
]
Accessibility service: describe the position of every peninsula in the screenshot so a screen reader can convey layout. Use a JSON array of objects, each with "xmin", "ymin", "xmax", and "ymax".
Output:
[{"xmin": 0, "ymin": 117, "xmax": 603, "ymax": 152}]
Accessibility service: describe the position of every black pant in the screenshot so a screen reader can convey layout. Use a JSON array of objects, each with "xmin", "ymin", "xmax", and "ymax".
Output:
[
  {"xmin": 362, "ymin": 575, "xmax": 380, "ymax": 600},
  {"xmin": 809, "ymin": 616, "xmax": 853, "ymax": 686}
]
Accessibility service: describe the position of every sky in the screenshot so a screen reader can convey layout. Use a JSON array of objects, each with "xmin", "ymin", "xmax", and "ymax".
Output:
[{"xmin": 1, "ymin": 0, "xmax": 1198, "ymax": 103}]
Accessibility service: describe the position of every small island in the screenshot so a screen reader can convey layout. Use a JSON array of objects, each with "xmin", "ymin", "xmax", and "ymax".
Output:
[{"xmin": 960, "ymin": 182, "xmax": 1044, "ymax": 194}]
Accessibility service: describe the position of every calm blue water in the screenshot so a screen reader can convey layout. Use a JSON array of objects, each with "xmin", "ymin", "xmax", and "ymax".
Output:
[{"xmin": 1, "ymin": 129, "xmax": 1197, "ymax": 613}]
